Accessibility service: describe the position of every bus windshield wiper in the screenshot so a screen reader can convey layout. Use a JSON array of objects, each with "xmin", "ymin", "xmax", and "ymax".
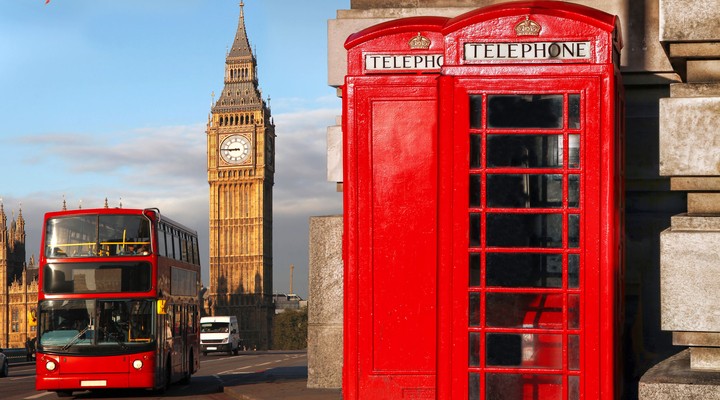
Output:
[{"xmin": 62, "ymin": 326, "xmax": 91, "ymax": 350}]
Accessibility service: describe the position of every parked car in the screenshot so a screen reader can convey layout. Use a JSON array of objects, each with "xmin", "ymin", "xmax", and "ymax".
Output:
[{"xmin": 0, "ymin": 348, "xmax": 8, "ymax": 377}]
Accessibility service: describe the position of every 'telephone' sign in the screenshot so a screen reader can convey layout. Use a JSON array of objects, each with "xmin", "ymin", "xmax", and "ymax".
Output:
[
  {"xmin": 365, "ymin": 53, "xmax": 444, "ymax": 71},
  {"xmin": 464, "ymin": 41, "xmax": 592, "ymax": 61}
]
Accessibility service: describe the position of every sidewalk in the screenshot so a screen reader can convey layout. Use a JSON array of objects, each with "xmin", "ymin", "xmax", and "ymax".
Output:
[
  {"xmin": 221, "ymin": 365, "xmax": 342, "ymax": 400},
  {"xmin": 224, "ymin": 379, "xmax": 341, "ymax": 400}
]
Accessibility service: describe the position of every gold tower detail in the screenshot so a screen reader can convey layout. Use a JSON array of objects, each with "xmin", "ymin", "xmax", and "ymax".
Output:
[{"xmin": 206, "ymin": 2, "xmax": 275, "ymax": 350}]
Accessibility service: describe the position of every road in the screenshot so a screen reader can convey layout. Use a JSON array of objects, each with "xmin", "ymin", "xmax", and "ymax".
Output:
[{"xmin": 0, "ymin": 350, "xmax": 309, "ymax": 400}]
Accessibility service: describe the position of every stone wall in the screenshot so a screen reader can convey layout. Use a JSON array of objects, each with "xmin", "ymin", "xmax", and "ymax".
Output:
[{"xmin": 307, "ymin": 216, "xmax": 343, "ymax": 389}]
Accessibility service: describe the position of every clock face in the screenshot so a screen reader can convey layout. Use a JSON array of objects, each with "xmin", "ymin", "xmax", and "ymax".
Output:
[{"xmin": 220, "ymin": 135, "xmax": 251, "ymax": 164}]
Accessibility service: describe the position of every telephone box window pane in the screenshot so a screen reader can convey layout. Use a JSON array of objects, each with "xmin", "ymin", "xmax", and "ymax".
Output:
[
  {"xmin": 487, "ymin": 134, "xmax": 562, "ymax": 168},
  {"xmin": 569, "ymin": 334, "xmax": 580, "ymax": 370},
  {"xmin": 486, "ymin": 334, "xmax": 521, "ymax": 366},
  {"xmin": 568, "ymin": 254, "xmax": 580, "ymax": 288},
  {"xmin": 486, "ymin": 293, "xmax": 564, "ymax": 329},
  {"xmin": 486, "ymin": 333, "xmax": 563, "ymax": 368},
  {"xmin": 487, "ymin": 174, "xmax": 563, "ymax": 208},
  {"xmin": 470, "ymin": 95, "xmax": 483, "ymax": 128},
  {"xmin": 469, "ymin": 373, "xmax": 480, "ymax": 399},
  {"xmin": 569, "ymin": 174, "xmax": 580, "ymax": 208},
  {"xmin": 469, "ymin": 292, "xmax": 480, "ymax": 326},
  {"xmin": 470, "ymin": 135, "xmax": 482, "ymax": 168},
  {"xmin": 469, "ymin": 332, "xmax": 481, "ymax": 366},
  {"xmin": 569, "ymin": 376, "xmax": 580, "ymax": 400},
  {"xmin": 487, "ymin": 95, "xmax": 563, "ymax": 128},
  {"xmin": 470, "ymin": 174, "xmax": 482, "ymax": 207},
  {"xmin": 469, "ymin": 253, "xmax": 481, "ymax": 287},
  {"xmin": 568, "ymin": 294, "xmax": 580, "ymax": 329},
  {"xmin": 486, "ymin": 213, "xmax": 563, "ymax": 248},
  {"xmin": 470, "ymin": 213, "xmax": 481, "ymax": 247},
  {"xmin": 487, "ymin": 374, "xmax": 562, "ymax": 399},
  {"xmin": 568, "ymin": 214, "xmax": 580, "ymax": 248},
  {"xmin": 569, "ymin": 94, "xmax": 581, "ymax": 129},
  {"xmin": 569, "ymin": 134, "xmax": 580, "ymax": 168},
  {"xmin": 486, "ymin": 253, "xmax": 562, "ymax": 288}
]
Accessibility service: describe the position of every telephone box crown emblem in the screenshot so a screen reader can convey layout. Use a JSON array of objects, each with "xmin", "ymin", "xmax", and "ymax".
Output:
[
  {"xmin": 515, "ymin": 16, "xmax": 542, "ymax": 36},
  {"xmin": 409, "ymin": 33, "xmax": 431, "ymax": 49}
]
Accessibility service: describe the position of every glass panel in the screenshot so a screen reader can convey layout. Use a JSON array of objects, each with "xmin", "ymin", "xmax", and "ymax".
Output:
[
  {"xmin": 487, "ymin": 174, "xmax": 563, "ymax": 208},
  {"xmin": 469, "ymin": 373, "xmax": 481, "ymax": 400},
  {"xmin": 470, "ymin": 95, "xmax": 483, "ymax": 129},
  {"xmin": 470, "ymin": 174, "xmax": 482, "ymax": 207},
  {"xmin": 486, "ymin": 213, "xmax": 563, "ymax": 248},
  {"xmin": 469, "ymin": 292, "xmax": 480, "ymax": 327},
  {"xmin": 487, "ymin": 373, "xmax": 563, "ymax": 400},
  {"xmin": 569, "ymin": 335, "xmax": 580, "ymax": 370},
  {"xmin": 568, "ymin": 214, "xmax": 580, "ymax": 248},
  {"xmin": 569, "ymin": 94, "xmax": 581, "ymax": 129},
  {"xmin": 43, "ymin": 262, "xmax": 152, "ymax": 294},
  {"xmin": 569, "ymin": 134, "xmax": 580, "ymax": 168},
  {"xmin": 569, "ymin": 174, "xmax": 580, "ymax": 208},
  {"xmin": 469, "ymin": 332, "xmax": 481, "ymax": 367},
  {"xmin": 471, "ymin": 134, "xmax": 482, "ymax": 168},
  {"xmin": 486, "ymin": 253, "xmax": 562, "ymax": 288},
  {"xmin": 469, "ymin": 253, "xmax": 481, "ymax": 287},
  {"xmin": 486, "ymin": 293, "xmax": 564, "ymax": 329},
  {"xmin": 568, "ymin": 294, "xmax": 580, "ymax": 329},
  {"xmin": 487, "ymin": 95, "xmax": 563, "ymax": 128},
  {"xmin": 38, "ymin": 299, "xmax": 155, "ymax": 351},
  {"xmin": 487, "ymin": 134, "xmax": 562, "ymax": 168},
  {"xmin": 486, "ymin": 333, "xmax": 563, "ymax": 368},
  {"xmin": 568, "ymin": 254, "xmax": 580, "ymax": 288},
  {"xmin": 569, "ymin": 376, "xmax": 580, "ymax": 400},
  {"xmin": 470, "ymin": 213, "xmax": 481, "ymax": 248}
]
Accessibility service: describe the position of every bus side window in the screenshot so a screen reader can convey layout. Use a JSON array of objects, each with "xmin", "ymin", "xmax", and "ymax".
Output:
[
  {"xmin": 157, "ymin": 226, "xmax": 167, "ymax": 257},
  {"xmin": 173, "ymin": 232, "xmax": 181, "ymax": 261},
  {"xmin": 173, "ymin": 305, "xmax": 182, "ymax": 337}
]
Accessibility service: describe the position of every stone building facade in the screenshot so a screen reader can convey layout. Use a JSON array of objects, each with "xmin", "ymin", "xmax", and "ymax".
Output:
[
  {"xmin": 0, "ymin": 203, "xmax": 38, "ymax": 349},
  {"xmin": 205, "ymin": 2, "xmax": 275, "ymax": 351},
  {"xmin": 309, "ymin": 0, "xmax": 720, "ymax": 397}
]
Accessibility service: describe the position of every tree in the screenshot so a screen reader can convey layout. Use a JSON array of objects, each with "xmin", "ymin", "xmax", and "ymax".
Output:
[{"xmin": 272, "ymin": 308, "xmax": 308, "ymax": 350}]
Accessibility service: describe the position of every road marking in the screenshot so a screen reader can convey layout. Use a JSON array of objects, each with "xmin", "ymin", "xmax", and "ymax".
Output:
[
  {"xmin": 256, "ymin": 361, "xmax": 272, "ymax": 366},
  {"xmin": 12, "ymin": 375, "xmax": 36, "ymax": 381},
  {"xmin": 24, "ymin": 392, "xmax": 54, "ymax": 399},
  {"xmin": 218, "ymin": 365, "xmax": 253, "ymax": 375}
]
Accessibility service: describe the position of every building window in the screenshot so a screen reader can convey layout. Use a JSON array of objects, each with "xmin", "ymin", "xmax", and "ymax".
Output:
[{"xmin": 11, "ymin": 309, "xmax": 19, "ymax": 332}]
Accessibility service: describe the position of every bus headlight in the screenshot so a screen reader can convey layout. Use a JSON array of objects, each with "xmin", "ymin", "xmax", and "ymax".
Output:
[
  {"xmin": 132, "ymin": 359, "xmax": 143, "ymax": 370},
  {"xmin": 46, "ymin": 360, "xmax": 57, "ymax": 371}
]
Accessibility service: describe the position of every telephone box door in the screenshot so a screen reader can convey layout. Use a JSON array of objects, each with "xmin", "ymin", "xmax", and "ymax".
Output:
[{"xmin": 439, "ymin": 74, "xmax": 614, "ymax": 400}]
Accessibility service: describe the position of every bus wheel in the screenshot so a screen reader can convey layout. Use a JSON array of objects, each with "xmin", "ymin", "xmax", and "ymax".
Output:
[
  {"xmin": 56, "ymin": 391, "xmax": 73, "ymax": 397},
  {"xmin": 0, "ymin": 359, "xmax": 8, "ymax": 377}
]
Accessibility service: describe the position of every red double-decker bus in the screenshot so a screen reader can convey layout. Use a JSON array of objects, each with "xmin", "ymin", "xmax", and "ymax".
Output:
[{"xmin": 35, "ymin": 207, "xmax": 201, "ymax": 397}]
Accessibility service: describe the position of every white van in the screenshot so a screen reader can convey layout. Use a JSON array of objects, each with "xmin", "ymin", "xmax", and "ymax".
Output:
[{"xmin": 200, "ymin": 316, "xmax": 240, "ymax": 356}]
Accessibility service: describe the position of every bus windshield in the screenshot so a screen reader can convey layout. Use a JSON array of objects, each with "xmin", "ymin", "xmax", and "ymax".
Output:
[
  {"xmin": 38, "ymin": 299, "xmax": 155, "ymax": 355},
  {"xmin": 45, "ymin": 214, "xmax": 151, "ymax": 258}
]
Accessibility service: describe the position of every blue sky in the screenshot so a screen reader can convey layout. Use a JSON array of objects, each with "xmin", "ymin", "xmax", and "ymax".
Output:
[{"xmin": 0, "ymin": 0, "xmax": 348, "ymax": 298}]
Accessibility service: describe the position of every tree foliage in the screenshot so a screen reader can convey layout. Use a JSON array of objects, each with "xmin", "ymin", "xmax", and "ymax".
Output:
[{"xmin": 272, "ymin": 308, "xmax": 308, "ymax": 350}]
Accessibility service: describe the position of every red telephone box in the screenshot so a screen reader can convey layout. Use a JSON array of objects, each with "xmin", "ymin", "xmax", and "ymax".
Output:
[{"xmin": 343, "ymin": 2, "xmax": 623, "ymax": 400}]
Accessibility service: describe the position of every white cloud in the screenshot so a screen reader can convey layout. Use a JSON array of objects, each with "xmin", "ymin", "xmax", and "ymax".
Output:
[{"xmin": 6, "ymin": 107, "xmax": 341, "ymax": 298}]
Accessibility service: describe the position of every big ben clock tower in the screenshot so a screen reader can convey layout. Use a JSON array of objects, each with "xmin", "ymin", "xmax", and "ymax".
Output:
[{"xmin": 206, "ymin": 1, "xmax": 274, "ymax": 350}]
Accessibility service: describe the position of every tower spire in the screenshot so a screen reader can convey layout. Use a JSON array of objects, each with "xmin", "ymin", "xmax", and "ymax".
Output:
[{"xmin": 213, "ymin": 1, "xmax": 265, "ymax": 114}]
